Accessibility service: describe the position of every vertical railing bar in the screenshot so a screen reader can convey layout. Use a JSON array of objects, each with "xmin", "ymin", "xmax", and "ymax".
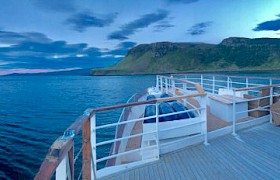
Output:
[
  {"xmin": 160, "ymin": 76, "xmax": 163, "ymax": 93},
  {"xmin": 156, "ymin": 75, "xmax": 159, "ymax": 90},
  {"xmin": 165, "ymin": 78, "xmax": 168, "ymax": 94},
  {"xmin": 91, "ymin": 113, "xmax": 97, "ymax": 180},
  {"xmin": 172, "ymin": 79, "xmax": 175, "ymax": 94},
  {"xmin": 201, "ymin": 95, "xmax": 208, "ymax": 145},
  {"xmin": 269, "ymin": 79, "xmax": 273, "ymax": 123},
  {"xmin": 232, "ymin": 91, "xmax": 237, "ymax": 136},
  {"xmin": 56, "ymin": 156, "xmax": 67, "ymax": 179},
  {"xmin": 155, "ymin": 102, "xmax": 160, "ymax": 159}
]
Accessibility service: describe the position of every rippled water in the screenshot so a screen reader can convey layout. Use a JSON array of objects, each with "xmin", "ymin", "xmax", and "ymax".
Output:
[{"xmin": 0, "ymin": 75, "xmax": 155, "ymax": 179}]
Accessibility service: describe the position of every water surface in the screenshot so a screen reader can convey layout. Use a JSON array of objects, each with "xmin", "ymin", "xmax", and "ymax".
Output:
[{"xmin": 0, "ymin": 75, "xmax": 155, "ymax": 179}]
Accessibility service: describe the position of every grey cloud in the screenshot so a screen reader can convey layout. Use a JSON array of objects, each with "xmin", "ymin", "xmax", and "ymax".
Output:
[
  {"xmin": 108, "ymin": 9, "xmax": 169, "ymax": 40},
  {"xmin": 187, "ymin": 21, "xmax": 213, "ymax": 35},
  {"xmin": 65, "ymin": 12, "xmax": 118, "ymax": 32},
  {"xmin": 0, "ymin": 31, "xmax": 52, "ymax": 44}
]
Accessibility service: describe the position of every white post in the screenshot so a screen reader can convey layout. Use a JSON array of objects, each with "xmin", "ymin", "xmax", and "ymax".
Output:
[
  {"xmin": 246, "ymin": 78, "xmax": 248, "ymax": 88},
  {"xmin": 156, "ymin": 75, "xmax": 159, "ymax": 90},
  {"xmin": 91, "ymin": 114, "xmax": 97, "ymax": 180},
  {"xmin": 160, "ymin": 77, "xmax": 163, "ymax": 93},
  {"xmin": 212, "ymin": 76, "xmax": 215, "ymax": 94},
  {"xmin": 269, "ymin": 79, "xmax": 273, "ymax": 123},
  {"xmin": 155, "ymin": 102, "xmax": 160, "ymax": 158},
  {"xmin": 172, "ymin": 79, "xmax": 176, "ymax": 95},
  {"xmin": 165, "ymin": 78, "xmax": 168, "ymax": 94},
  {"xmin": 56, "ymin": 156, "xmax": 68, "ymax": 179},
  {"xmin": 201, "ymin": 95, "xmax": 208, "ymax": 145},
  {"xmin": 232, "ymin": 91, "xmax": 237, "ymax": 136}
]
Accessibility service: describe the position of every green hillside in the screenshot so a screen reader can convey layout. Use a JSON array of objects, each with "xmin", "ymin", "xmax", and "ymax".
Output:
[{"xmin": 92, "ymin": 37, "xmax": 280, "ymax": 75}]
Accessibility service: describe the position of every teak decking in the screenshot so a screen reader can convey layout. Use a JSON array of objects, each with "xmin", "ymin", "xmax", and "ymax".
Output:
[{"xmin": 101, "ymin": 123, "xmax": 280, "ymax": 180}]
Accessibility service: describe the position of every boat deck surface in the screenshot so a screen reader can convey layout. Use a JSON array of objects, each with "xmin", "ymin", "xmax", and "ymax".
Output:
[{"xmin": 101, "ymin": 123, "xmax": 280, "ymax": 180}]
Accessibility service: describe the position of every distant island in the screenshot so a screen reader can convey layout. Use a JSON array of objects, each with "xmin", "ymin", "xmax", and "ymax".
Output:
[{"xmin": 91, "ymin": 37, "xmax": 280, "ymax": 75}]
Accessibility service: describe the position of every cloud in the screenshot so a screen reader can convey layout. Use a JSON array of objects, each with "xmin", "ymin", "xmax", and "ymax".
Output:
[
  {"xmin": 0, "ymin": 31, "xmax": 52, "ymax": 44},
  {"xmin": 117, "ymin": 41, "xmax": 137, "ymax": 49},
  {"xmin": 253, "ymin": 16, "xmax": 280, "ymax": 31},
  {"xmin": 65, "ymin": 12, "xmax": 118, "ymax": 32},
  {"xmin": 0, "ymin": 30, "xmax": 128, "ymax": 73},
  {"xmin": 32, "ymin": 0, "xmax": 77, "ymax": 13},
  {"xmin": 108, "ymin": 9, "xmax": 169, "ymax": 40},
  {"xmin": 164, "ymin": 0, "xmax": 199, "ymax": 4},
  {"xmin": 153, "ymin": 21, "xmax": 174, "ymax": 32},
  {"xmin": 187, "ymin": 21, "xmax": 213, "ymax": 35}
]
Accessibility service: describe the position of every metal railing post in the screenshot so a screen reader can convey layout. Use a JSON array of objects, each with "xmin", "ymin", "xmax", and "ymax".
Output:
[
  {"xmin": 156, "ymin": 75, "xmax": 159, "ymax": 90},
  {"xmin": 165, "ymin": 78, "xmax": 168, "ymax": 93},
  {"xmin": 172, "ymin": 79, "xmax": 176, "ymax": 94},
  {"xmin": 160, "ymin": 77, "xmax": 163, "ymax": 93},
  {"xmin": 232, "ymin": 91, "xmax": 237, "ymax": 136},
  {"xmin": 155, "ymin": 102, "xmax": 160, "ymax": 158},
  {"xmin": 56, "ymin": 156, "xmax": 68, "ymax": 179},
  {"xmin": 90, "ymin": 113, "xmax": 97, "ymax": 180},
  {"xmin": 201, "ymin": 95, "xmax": 208, "ymax": 145},
  {"xmin": 246, "ymin": 78, "xmax": 248, "ymax": 88},
  {"xmin": 269, "ymin": 79, "xmax": 273, "ymax": 123}
]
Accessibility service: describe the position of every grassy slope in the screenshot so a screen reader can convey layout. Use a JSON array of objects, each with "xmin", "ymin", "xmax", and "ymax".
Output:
[{"xmin": 92, "ymin": 38, "xmax": 280, "ymax": 75}]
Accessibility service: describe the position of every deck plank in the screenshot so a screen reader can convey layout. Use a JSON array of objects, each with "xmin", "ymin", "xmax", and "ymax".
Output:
[{"xmin": 100, "ymin": 123, "xmax": 280, "ymax": 180}]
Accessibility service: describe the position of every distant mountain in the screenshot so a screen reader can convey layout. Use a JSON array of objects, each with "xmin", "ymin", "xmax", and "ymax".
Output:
[
  {"xmin": 7, "ymin": 68, "xmax": 91, "ymax": 76},
  {"xmin": 91, "ymin": 37, "xmax": 280, "ymax": 75}
]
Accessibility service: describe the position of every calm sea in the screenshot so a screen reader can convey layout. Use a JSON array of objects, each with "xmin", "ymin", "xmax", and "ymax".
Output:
[
  {"xmin": 1, "ymin": 72, "xmax": 280, "ymax": 179},
  {"xmin": 0, "ymin": 75, "xmax": 155, "ymax": 179}
]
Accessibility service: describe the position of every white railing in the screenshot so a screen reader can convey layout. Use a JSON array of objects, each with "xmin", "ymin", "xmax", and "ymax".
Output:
[
  {"xmin": 173, "ymin": 73, "xmax": 280, "ymax": 137},
  {"xmin": 173, "ymin": 74, "xmax": 280, "ymax": 96},
  {"xmin": 36, "ymin": 76, "xmax": 207, "ymax": 180},
  {"xmin": 91, "ymin": 93, "xmax": 207, "ymax": 179},
  {"xmin": 231, "ymin": 84, "xmax": 280, "ymax": 135}
]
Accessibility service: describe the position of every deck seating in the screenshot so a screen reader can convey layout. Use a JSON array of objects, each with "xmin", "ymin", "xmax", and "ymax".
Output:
[
  {"xmin": 171, "ymin": 101, "xmax": 195, "ymax": 119},
  {"xmin": 244, "ymin": 88, "xmax": 270, "ymax": 118},
  {"xmin": 144, "ymin": 105, "xmax": 156, "ymax": 123},
  {"xmin": 158, "ymin": 102, "xmax": 177, "ymax": 122},
  {"xmin": 160, "ymin": 93, "xmax": 176, "ymax": 102},
  {"xmin": 144, "ymin": 100, "xmax": 195, "ymax": 123}
]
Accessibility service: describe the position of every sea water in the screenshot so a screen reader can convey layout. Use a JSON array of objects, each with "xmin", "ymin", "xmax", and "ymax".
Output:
[{"xmin": 0, "ymin": 75, "xmax": 155, "ymax": 179}]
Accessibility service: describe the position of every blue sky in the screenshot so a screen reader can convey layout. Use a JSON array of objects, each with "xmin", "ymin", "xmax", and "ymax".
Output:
[{"xmin": 0, "ymin": 0, "xmax": 280, "ymax": 75}]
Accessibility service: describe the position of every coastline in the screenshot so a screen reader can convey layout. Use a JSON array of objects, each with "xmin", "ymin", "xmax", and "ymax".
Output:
[{"xmin": 90, "ymin": 68, "xmax": 280, "ymax": 76}]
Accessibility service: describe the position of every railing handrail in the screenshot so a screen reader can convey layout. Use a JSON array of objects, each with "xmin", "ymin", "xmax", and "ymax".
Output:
[
  {"xmin": 158, "ymin": 75, "xmax": 205, "ymax": 93},
  {"xmin": 234, "ymin": 83, "xmax": 280, "ymax": 92},
  {"xmin": 173, "ymin": 73, "xmax": 280, "ymax": 81},
  {"xmin": 88, "ymin": 93, "xmax": 206, "ymax": 114}
]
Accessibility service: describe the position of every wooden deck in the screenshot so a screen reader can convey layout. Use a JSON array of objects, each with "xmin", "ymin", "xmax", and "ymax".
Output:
[{"xmin": 101, "ymin": 123, "xmax": 280, "ymax": 180}]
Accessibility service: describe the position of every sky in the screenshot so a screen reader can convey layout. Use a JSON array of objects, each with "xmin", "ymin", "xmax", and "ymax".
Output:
[{"xmin": 1, "ymin": 0, "xmax": 280, "ymax": 75}]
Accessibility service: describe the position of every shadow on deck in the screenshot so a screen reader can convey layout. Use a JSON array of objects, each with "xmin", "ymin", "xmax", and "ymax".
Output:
[{"xmin": 101, "ymin": 123, "xmax": 280, "ymax": 180}]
